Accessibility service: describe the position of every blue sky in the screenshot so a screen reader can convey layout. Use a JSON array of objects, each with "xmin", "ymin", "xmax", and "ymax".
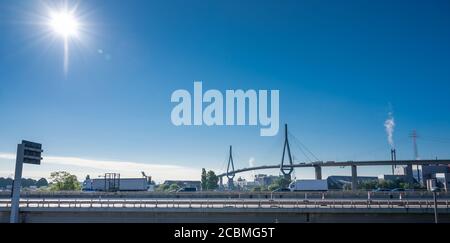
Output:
[{"xmin": 1, "ymin": 0, "xmax": 450, "ymax": 182}]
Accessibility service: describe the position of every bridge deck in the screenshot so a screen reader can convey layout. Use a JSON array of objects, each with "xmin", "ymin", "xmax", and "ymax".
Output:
[{"xmin": 218, "ymin": 159, "xmax": 450, "ymax": 177}]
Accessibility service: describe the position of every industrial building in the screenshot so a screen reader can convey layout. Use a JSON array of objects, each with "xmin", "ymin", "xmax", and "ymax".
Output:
[
  {"xmin": 416, "ymin": 165, "xmax": 450, "ymax": 185},
  {"xmin": 434, "ymin": 173, "xmax": 450, "ymax": 191},
  {"xmin": 254, "ymin": 174, "xmax": 278, "ymax": 187}
]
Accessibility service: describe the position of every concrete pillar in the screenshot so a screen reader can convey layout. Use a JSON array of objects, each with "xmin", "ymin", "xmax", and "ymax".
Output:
[
  {"xmin": 351, "ymin": 165, "xmax": 358, "ymax": 191},
  {"xmin": 227, "ymin": 178, "xmax": 234, "ymax": 190},
  {"xmin": 405, "ymin": 164, "xmax": 415, "ymax": 184},
  {"xmin": 219, "ymin": 177, "xmax": 223, "ymax": 189},
  {"xmin": 314, "ymin": 166, "xmax": 322, "ymax": 180},
  {"xmin": 283, "ymin": 174, "xmax": 292, "ymax": 181}
]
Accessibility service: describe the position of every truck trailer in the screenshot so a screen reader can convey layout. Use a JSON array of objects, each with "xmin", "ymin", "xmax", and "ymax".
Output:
[
  {"xmin": 83, "ymin": 178, "xmax": 149, "ymax": 192},
  {"xmin": 289, "ymin": 180, "xmax": 328, "ymax": 192}
]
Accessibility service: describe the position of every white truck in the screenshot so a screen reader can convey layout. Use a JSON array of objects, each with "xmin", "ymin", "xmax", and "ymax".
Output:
[
  {"xmin": 83, "ymin": 178, "xmax": 149, "ymax": 191},
  {"xmin": 289, "ymin": 180, "xmax": 328, "ymax": 192}
]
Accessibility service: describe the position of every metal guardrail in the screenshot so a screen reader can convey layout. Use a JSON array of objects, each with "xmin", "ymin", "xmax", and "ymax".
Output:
[
  {"xmin": 1, "ymin": 191, "xmax": 449, "ymax": 200},
  {"xmin": 0, "ymin": 199, "xmax": 449, "ymax": 210}
]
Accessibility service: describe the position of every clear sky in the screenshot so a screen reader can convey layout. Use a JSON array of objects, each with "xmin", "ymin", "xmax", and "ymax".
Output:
[{"xmin": 1, "ymin": 0, "xmax": 450, "ymax": 182}]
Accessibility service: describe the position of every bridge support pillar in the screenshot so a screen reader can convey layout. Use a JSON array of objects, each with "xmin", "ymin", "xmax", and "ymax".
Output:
[
  {"xmin": 351, "ymin": 165, "xmax": 358, "ymax": 191},
  {"xmin": 283, "ymin": 174, "xmax": 292, "ymax": 182},
  {"xmin": 219, "ymin": 177, "xmax": 223, "ymax": 189},
  {"xmin": 405, "ymin": 164, "xmax": 415, "ymax": 184},
  {"xmin": 314, "ymin": 166, "xmax": 322, "ymax": 180},
  {"xmin": 227, "ymin": 178, "xmax": 234, "ymax": 190}
]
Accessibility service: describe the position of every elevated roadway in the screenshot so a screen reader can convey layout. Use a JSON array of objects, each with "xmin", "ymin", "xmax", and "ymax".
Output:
[
  {"xmin": 218, "ymin": 159, "xmax": 450, "ymax": 191},
  {"xmin": 218, "ymin": 159, "xmax": 450, "ymax": 177}
]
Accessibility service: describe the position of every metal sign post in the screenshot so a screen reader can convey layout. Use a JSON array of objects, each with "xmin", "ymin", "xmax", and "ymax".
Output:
[{"xmin": 10, "ymin": 141, "xmax": 43, "ymax": 223}]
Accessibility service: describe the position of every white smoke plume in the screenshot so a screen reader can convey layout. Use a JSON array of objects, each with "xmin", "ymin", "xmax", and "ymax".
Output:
[
  {"xmin": 384, "ymin": 112, "xmax": 395, "ymax": 149},
  {"xmin": 249, "ymin": 157, "xmax": 255, "ymax": 168},
  {"xmin": 249, "ymin": 157, "xmax": 256, "ymax": 178}
]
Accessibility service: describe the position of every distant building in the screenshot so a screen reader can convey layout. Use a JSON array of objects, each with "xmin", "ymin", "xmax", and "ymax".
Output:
[
  {"xmin": 245, "ymin": 181, "xmax": 260, "ymax": 188},
  {"xmin": 394, "ymin": 165, "xmax": 415, "ymax": 183},
  {"xmin": 254, "ymin": 174, "xmax": 278, "ymax": 187},
  {"xmin": 327, "ymin": 176, "xmax": 378, "ymax": 190},
  {"xmin": 163, "ymin": 180, "xmax": 201, "ymax": 191},
  {"xmin": 416, "ymin": 165, "xmax": 450, "ymax": 185},
  {"xmin": 434, "ymin": 173, "xmax": 450, "ymax": 192},
  {"xmin": 236, "ymin": 177, "xmax": 246, "ymax": 190}
]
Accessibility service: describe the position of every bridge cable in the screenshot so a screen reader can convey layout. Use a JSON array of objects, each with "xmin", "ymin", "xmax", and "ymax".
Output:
[{"xmin": 288, "ymin": 132, "xmax": 320, "ymax": 162}]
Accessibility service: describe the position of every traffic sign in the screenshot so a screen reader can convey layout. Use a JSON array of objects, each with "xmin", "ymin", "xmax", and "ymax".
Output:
[
  {"xmin": 21, "ymin": 140, "xmax": 43, "ymax": 165},
  {"xmin": 10, "ymin": 140, "xmax": 43, "ymax": 223}
]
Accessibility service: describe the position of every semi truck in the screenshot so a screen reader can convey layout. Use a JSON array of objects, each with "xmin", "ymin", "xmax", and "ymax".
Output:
[
  {"xmin": 289, "ymin": 180, "xmax": 328, "ymax": 192},
  {"xmin": 83, "ymin": 178, "xmax": 149, "ymax": 192}
]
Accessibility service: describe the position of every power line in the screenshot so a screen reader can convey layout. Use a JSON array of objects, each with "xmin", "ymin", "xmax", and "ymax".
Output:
[{"xmin": 420, "ymin": 136, "xmax": 450, "ymax": 144}]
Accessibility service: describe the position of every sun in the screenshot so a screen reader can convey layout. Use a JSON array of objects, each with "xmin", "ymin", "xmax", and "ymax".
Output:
[
  {"xmin": 49, "ymin": 10, "xmax": 80, "ymax": 39},
  {"xmin": 46, "ymin": 7, "xmax": 83, "ymax": 75}
]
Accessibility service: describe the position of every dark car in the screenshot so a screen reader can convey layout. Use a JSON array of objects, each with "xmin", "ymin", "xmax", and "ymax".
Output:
[
  {"xmin": 273, "ymin": 188, "xmax": 291, "ymax": 192},
  {"xmin": 177, "ymin": 187, "xmax": 197, "ymax": 193},
  {"xmin": 391, "ymin": 188, "xmax": 405, "ymax": 192},
  {"xmin": 372, "ymin": 188, "xmax": 391, "ymax": 192}
]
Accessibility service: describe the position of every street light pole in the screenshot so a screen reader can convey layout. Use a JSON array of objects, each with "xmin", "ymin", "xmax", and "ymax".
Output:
[
  {"xmin": 432, "ymin": 188, "xmax": 439, "ymax": 224},
  {"xmin": 10, "ymin": 144, "xmax": 24, "ymax": 223}
]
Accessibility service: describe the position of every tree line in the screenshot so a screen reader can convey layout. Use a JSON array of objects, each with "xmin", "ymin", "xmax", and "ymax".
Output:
[
  {"xmin": 0, "ymin": 177, "xmax": 49, "ymax": 189},
  {"xmin": 0, "ymin": 171, "xmax": 80, "ymax": 191}
]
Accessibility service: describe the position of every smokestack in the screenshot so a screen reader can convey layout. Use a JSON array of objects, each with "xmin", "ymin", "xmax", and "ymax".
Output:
[
  {"xmin": 391, "ymin": 149, "xmax": 397, "ymax": 175},
  {"xmin": 391, "ymin": 149, "xmax": 397, "ymax": 161}
]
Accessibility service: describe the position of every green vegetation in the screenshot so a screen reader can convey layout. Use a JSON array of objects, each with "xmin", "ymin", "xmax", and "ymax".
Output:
[
  {"xmin": 267, "ymin": 176, "xmax": 292, "ymax": 191},
  {"xmin": 201, "ymin": 168, "xmax": 207, "ymax": 190},
  {"xmin": 168, "ymin": 183, "xmax": 180, "ymax": 192},
  {"xmin": 205, "ymin": 170, "xmax": 219, "ymax": 190},
  {"xmin": 36, "ymin": 178, "xmax": 49, "ymax": 187},
  {"xmin": 49, "ymin": 171, "xmax": 81, "ymax": 191},
  {"xmin": 199, "ymin": 169, "xmax": 219, "ymax": 191},
  {"xmin": 154, "ymin": 183, "xmax": 182, "ymax": 192},
  {"xmin": 358, "ymin": 180, "xmax": 378, "ymax": 190},
  {"xmin": 359, "ymin": 179, "xmax": 422, "ymax": 190},
  {"xmin": 251, "ymin": 185, "xmax": 268, "ymax": 192},
  {"xmin": 0, "ymin": 177, "xmax": 48, "ymax": 189},
  {"xmin": 155, "ymin": 183, "xmax": 170, "ymax": 192}
]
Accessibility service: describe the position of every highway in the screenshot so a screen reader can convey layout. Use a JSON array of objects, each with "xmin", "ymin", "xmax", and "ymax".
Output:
[
  {"xmin": 1, "ymin": 198, "xmax": 449, "ymax": 209},
  {"xmin": 1, "ymin": 197, "xmax": 450, "ymax": 223}
]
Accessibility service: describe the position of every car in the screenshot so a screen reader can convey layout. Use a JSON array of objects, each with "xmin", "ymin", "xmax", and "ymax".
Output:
[
  {"xmin": 431, "ymin": 187, "xmax": 441, "ymax": 192},
  {"xmin": 272, "ymin": 188, "xmax": 291, "ymax": 192},
  {"xmin": 391, "ymin": 188, "xmax": 405, "ymax": 192},
  {"xmin": 372, "ymin": 188, "xmax": 391, "ymax": 192},
  {"xmin": 177, "ymin": 187, "xmax": 197, "ymax": 193}
]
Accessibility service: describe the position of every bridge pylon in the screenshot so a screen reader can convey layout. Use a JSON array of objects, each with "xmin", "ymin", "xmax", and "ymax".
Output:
[
  {"xmin": 280, "ymin": 124, "xmax": 294, "ymax": 180},
  {"xmin": 226, "ymin": 145, "xmax": 235, "ymax": 190}
]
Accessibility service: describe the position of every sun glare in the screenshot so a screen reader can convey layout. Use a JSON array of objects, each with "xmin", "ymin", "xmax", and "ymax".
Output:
[
  {"xmin": 46, "ymin": 7, "xmax": 83, "ymax": 75},
  {"xmin": 49, "ymin": 11, "xmax": 79, "ymax": 38}
]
